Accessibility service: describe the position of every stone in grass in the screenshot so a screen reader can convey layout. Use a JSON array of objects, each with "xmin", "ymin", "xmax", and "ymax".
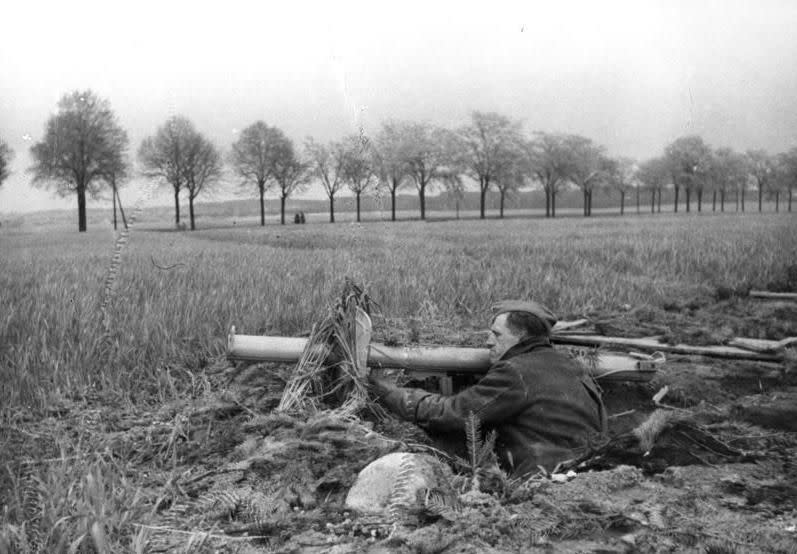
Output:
[{"xmin": 345, "ymin": 452, "xmax": 454, "ymax": 515}]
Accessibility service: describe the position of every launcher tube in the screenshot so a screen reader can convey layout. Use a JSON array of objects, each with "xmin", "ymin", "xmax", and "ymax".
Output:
[{"xmin": 227, "ymin": 327, "xmax": 659, "ymax": 382}]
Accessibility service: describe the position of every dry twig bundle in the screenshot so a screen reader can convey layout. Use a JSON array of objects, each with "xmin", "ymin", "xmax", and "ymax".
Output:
[{"xmin": 277, "ymin": 279, "xmax": 379, "ymax": 417}]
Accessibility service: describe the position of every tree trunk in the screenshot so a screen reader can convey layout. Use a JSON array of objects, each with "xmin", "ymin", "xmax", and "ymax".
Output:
[
  {"xmin": 189, "ymin": 194, "xmax": 196, "ymax": 231},
  {"xmin": 356, "ymin": 192, "xmax": 361, "ymax": 222},
  {"xmin": 721, "ymin": 190, "xmax": 725, "ymax": 212},
  {"xmin": 112, "ymin": 179, "xmax": 118, "ymax": 231},
  {"xmin": 583, "ymin": 189, "xmax": 589, "ymax": 216},
  {"xmin": 775, "ymin": 190, "xmax": 779, "ymax": 212},
  {"xmin": 329, "ymin": 195, "xmax": 335, "ymax": 223},
  {"xmin": 674, "ymin": 186, "xmax": 679, "ymax": 213},
  {"xmin": 741, "ymin": 187, "xmax": 745, "ymax": 212},
  {"xmin": 544, "ymin": 189, "xmax": 550, "ymax": 218},
  {"xmin": 551, "ymin": 190, "xmax": 556, "ymax": 218},
  {"xmin": 685, "ymin": 188, "xmax": 691, "ymax": 212},
  {"xmin": 174, "ymin": 187, "xmax": 180, "ymax": 227},
  {"xmin": 499, "ymin": 191, "xmax": 505, "ymax": 218},
  {"xmin": 651, "ymin": 189, "xmax": 655, "ymax": 213},
  {"xmin": 588, "ymin": 189, "xmax": 593, "ymax": 216},
  {"xmin": 391, "ymin": 188, "xmax": 396, "ymax": 221},
  {"xmin": 480, "ymin": 178, "xmax": 487, "ymax": 219},
  {"xmin": 620, "ymin": 191, "xmax": 625, "ymax": 215},
  {"xmin": 712, "ymin": 190, "xmax": 716, "ymax": 212},
  {"xmin": 419, "ymin": 185, "xmax": 426, "ymax": 220},
  {"xmin": 259, "ymin": 183, "xmax": 266, "ymax": 226},
  {"xmin": 657, "ymin": 188, "xmax": 662, "ymax": 213},
  {"xmin": 758, "ymin": 183, "xmax": 763, "ymax": 212},
  {"xmin": 789, "ymin": 188, "xmax": 793, "ymax": 212},
  {"xmin": 280, "ymin": 195, "xmax": 286, "ymax": 225},
  {"xmin": 77, "ymin": 184, "xmax": 87, "ymax": 232},
  {"xmin": 697, "ymin": 190, "xmax": 702, "ymax": 212}
]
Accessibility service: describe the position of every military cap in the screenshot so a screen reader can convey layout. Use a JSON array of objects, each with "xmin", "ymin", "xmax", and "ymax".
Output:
[{"xmin": 491, "ymin": 300, "xmax": 558, "ymax": 332}]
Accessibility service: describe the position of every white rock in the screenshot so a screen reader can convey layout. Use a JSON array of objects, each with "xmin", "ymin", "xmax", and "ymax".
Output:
[{"xmin": 345, "ymin": 452, "xmax": 449, "ymax": 514}]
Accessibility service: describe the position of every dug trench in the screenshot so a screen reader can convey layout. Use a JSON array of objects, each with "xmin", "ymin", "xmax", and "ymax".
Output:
[{"xmin": 3, "ymin": 296, "xmax": 796, "ymax": 553}]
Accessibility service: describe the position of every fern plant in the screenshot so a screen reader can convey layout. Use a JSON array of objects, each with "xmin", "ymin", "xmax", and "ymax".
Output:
[
  {"xmin": 386, "ymin": 453, "xmax": 416, "ymax": 521},
  {"xmin": 453, "ymin": 412, "xmax": 499, "ymax": 492},
  {"xmin": 417, "ymin": 487, "xmax": 461, "ymax": 522}
]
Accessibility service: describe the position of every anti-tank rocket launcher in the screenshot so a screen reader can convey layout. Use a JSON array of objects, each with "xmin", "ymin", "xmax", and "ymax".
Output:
[{"xmin": 226, "ymin": 311, "xmax": 664, "ymax": 395}]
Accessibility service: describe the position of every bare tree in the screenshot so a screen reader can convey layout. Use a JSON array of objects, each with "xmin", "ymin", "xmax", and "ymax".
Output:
[
  {"xmin": 273, "ymin": 140, "xmax": 309, "ymax": 225},
  {"xmin": 138, "ymin": 116, "xmax": 195, "ymax": 227},
  {"xmin": 563, "ymin": 135, "xmax": 606, "ymax": 216},
  {"xmin": 181, "ymin": 131, "xmax": 223, "ymax": 230},
  {"xmin": 664, "ymin": 135, "xmax": 712, "ymax": 213},
  {"xmin": 101, "ymin": 125, "xmax": 131, "ymax": 230},
  {"xmin": 746, "ymin": 149, "xmax": 775, "ymax": 212},
  {"xmin": 305, "ymin": 138, "xmax": 347, "ymax": 223},
  {"xmin": 0, "ymin": 138, "xmax": 13, "ymax": 189},
  {"xmin": 372, "ymin": 121, "xmax": 410, "ymax": 221},
  {"xmin": 636, "ymin": 157, "xmax": 668, "ymax": 213},
  {"xmin": 441, "ymin": 171, "xmax": 466, "ymax": 219},
  {"xmin": 707, "ymin": 147, "xmax": 747, "ymax": 212},
  {"xmin": 29, "ymin": 90, "xmax": 129, "ymax": 232},
  {"xmin": 459, "ymin": 111, "xmax": 523, "ymax": 219},
  {"xmin": 776, "ymin": 148, "xmax": 797, "ymax": 212},
  {"xmin": 230, "ymin": 121, "xmax": 291, "ymax": 226},
  {"xmin": 525, "ymin": 132, "xmax": 573, "ymax": 218},
  {"xmin": 394, "ymin": 121, "xmax": 450, "ymax": 220},
  {"xmin": 604, "ymin": 157, "xmax": 637, "ymax": 215},
  {"xmin": 341, "ymin": 135, "xmax": 376, "ymax": 223},
  {"xmin": 492, "ymin": 145, "xmax": 527, "ymax": 218}
]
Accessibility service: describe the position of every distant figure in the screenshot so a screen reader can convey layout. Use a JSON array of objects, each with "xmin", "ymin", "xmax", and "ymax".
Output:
[
  {"xmin": 369, "ymin": 300, "xmax": 608, "ymax": 477},
  {"xmin": 294, "ymin": 211, "xmax": 306, "ymax": 224}
]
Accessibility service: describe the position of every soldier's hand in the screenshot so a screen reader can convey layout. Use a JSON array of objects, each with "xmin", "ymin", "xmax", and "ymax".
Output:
[{"xmin": 367, "ymin": 368, "xmax": 397, "ymax": 398}]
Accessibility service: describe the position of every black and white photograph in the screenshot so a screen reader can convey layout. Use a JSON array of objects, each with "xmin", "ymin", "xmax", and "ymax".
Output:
[{"xmin": 1, "ymin": 1, "xmax": 796, "ymax": 551}]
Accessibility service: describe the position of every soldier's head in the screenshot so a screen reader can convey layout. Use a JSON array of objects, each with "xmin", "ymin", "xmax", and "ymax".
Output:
[{"xmin": 487, "ymin": 301, "xmax": 557, "ymax": 363}]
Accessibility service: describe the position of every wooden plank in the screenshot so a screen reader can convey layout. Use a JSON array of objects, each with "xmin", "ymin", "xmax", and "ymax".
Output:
[
  {"xmin": 749, "ymin": 290, "xmax": 797, "ymax": 301},
  {"xmin": 551, "ymin": 334, "xmax": 781, "ymax": 362}
]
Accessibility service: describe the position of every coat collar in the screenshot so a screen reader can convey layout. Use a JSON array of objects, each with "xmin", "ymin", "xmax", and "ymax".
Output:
[{"xmin": 499, "ymin": 335, "xmax": 552, "ymax": 361}]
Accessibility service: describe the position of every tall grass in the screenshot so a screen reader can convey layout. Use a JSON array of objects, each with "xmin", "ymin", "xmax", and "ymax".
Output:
[{"xmin": 1, "ymin": 213, "xmax": 795, "ymax": 410}]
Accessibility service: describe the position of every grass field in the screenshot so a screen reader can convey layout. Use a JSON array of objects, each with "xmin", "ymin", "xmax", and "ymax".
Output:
[
  {"xmin": 2, "ymin": 211, "xmax": 795, "ymax": 410},
  {"xmin": 1, "ymin": 209, "xmax": 796, "ymax": 552}
]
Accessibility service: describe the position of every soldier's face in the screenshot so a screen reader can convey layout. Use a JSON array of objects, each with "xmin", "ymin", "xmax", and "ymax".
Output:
[{"xmin": 487, "ymin": 313, "xmax": 523, "ymax": 363}]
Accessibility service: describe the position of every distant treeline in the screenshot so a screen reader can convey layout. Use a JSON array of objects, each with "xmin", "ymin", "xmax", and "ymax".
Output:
[{"xmin": 6, "ymin": 89, "xmax": 796, "ymax": 232}]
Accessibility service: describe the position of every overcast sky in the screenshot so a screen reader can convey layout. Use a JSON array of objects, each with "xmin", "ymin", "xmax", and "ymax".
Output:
[{"xmin": 2, "ymin": 0, "xmax": 797, "ymax": 213}]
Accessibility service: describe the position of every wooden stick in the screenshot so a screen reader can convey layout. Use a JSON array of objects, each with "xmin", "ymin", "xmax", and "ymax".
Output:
[
  {"xmin": 551, "ymin": 318, "xmax": 590, "ymax": 332},
  {"xmin": 728, "ymin": 336, "xmax": 797, "ymax": 353},
  {"xmin": 551, "ymin": 334, "xmax": 780, "ymax": 361},
  {"xmin": 749, "ymin": 290, "xmax": 797, "ymax": 301}
]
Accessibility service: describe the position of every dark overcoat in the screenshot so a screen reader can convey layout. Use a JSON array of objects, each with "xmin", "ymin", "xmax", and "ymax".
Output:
[{"xmin": 376, "ymin": 337, "xmax": 608, "ymax": 476}]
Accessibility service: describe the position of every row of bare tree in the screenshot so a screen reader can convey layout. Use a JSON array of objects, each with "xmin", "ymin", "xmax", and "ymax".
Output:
[{"xmin": 8, "ymin": 90, "xmax": 797, "ymax": 232}]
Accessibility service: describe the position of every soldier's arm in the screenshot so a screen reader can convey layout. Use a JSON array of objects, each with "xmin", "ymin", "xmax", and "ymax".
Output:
[{"xmin": 372, "ymin": 361, "xmax": 528, "ymax": 431}]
